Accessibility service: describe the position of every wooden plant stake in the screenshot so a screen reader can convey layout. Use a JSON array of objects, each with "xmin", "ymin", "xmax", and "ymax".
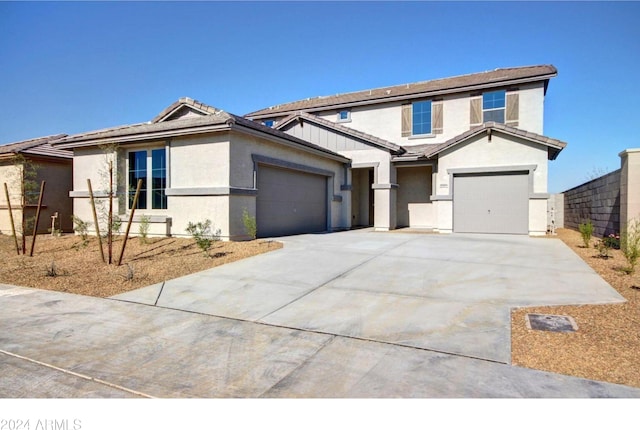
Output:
[
  {"xmin": 29, "ymin": 180, "xmax": 45, "ymax": 257},
  {"xmin": 87, "ymin": 179, "xmax": 105, "ymax": 263},
  {"xmin": 117, "ymin": 179, "xmax": 142, "ymax": 266},
  {"xmin": 108, "ymin": 161, "xmax": 113, "ymax": 264},
  {"xmin": 3, "ymin": 182, "xmax": 20, "ymax": 255}
]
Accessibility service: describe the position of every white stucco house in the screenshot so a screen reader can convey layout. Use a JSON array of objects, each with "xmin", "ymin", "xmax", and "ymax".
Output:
[
  {"xmin": 246, "ymin": 64, "xmax": 567, "ymax": 235},
  {"xmin": 51, "ymin": 64, "xmax": 566, "ymax": 239}
]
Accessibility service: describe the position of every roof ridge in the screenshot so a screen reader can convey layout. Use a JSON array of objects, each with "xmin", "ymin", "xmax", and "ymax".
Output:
[{"xmin": 245, "ymin": 64, "xmax": 557, "ymax": 117}]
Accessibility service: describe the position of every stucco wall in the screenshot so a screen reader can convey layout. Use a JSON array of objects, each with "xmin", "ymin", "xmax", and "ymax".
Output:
[
  {"xmin": 435, "ymin": 132, "xmax": 549, "ymax": 234},
  {"xmin": 563, "ymin": 170, "xmax": 621, "ymax": 238},
  {"xmin": 1, "ymin": 158, "xmax": 72, "ymax": 235},
  {"xmin": 620, "ymin": 149, "xmax": 640, "ymax": 228},
  {"xmin": 230, "ymin": 131, "xmax": 348, "ymax": 239},
  {"xmin": 312, "ymin": 81, "xmax": 546, "ymax": 145},
  {"xmin": 0, "ymin": 163, "xmax": 23, "ymax": 235}
]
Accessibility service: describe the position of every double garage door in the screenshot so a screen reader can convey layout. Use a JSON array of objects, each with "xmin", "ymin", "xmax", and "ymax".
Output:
[
  {"xmin": 453, "ymin": 172, "xmax": 529, "ymax": 234},
  {"xmin": 256, "ymin": 165, "xmax": 327, "ymax": 238}
]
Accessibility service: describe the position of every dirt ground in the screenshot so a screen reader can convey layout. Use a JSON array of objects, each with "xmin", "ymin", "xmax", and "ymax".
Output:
[
  {"xmin": 511, "ymin": 228, "xmax": 640, "ymax": 388},
  {"xmin": 0, "ymin": 233, "xmax": 281, "ymax": 298}
]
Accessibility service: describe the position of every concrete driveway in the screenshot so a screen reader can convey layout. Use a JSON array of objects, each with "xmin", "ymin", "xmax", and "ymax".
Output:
[
  {"xmin": 2, "ymin": 230, "xmax": 637, "ymax": 398},
  {"xmin": 115, "ymin": 230, "xmax": 624, "ymax": 364}
]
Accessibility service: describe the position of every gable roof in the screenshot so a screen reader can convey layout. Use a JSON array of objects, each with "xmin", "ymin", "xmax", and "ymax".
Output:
[
  {"xmin": 395, "ymin": 122, "xmax": 567, "ymax": 162},
  {"xmin": 51, "ymin": 100, "xmax": 349, "ymax": 163},
  {"xmin": 276, "ymin": 111, "xmax": 405, "ymax": 155},
  {"xmin": 245, "ymin": 65, "xmax": 557, "ymax": 119},
  {"xmin": 151, "ymin": 97, "xmax": 222, "ymax": 123},
  {"xmin": 0, "ymin": 134, "xmax": 71, "ymax": 160}
]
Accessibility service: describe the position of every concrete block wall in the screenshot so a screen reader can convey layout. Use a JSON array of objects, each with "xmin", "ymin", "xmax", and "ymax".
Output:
[{"xmin": 563, "ymin": 170, "xmax": 621, "ymax": 238}]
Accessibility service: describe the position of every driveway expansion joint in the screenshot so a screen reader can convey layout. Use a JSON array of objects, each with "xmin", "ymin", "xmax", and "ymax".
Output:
[{"xmin": 0, "ymin": 348, "xmax": 154, "ymax": 398}]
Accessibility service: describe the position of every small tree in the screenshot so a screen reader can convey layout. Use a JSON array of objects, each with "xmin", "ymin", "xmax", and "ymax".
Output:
[
  {"xmin": 621, "ymin": 218, "xmax": 640, "ymax": 274},
  {"xmin": 242, "ymin": 208, "xmax": 257, "ymax": 240},
  {"xmin": 578, "ymin": 220, "xmax": 594, "ymax": 248}
]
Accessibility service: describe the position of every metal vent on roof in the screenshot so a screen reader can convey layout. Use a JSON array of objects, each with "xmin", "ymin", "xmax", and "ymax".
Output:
[{"xmin": 526, "ymin": 314, "xmax": 578, "ymax": 333}]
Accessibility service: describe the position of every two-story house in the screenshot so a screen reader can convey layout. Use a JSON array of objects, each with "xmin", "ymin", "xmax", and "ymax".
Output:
[
  {"xmin": 246, "ymin": 64, "xmax": 566, "ymax": 235},
  {"xmin": 51, "ymin": 65, "xmax": 566, "ymax": 240}
]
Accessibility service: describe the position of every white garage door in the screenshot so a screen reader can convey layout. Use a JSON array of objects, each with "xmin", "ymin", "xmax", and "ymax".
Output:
[
  {"xmin": 453, "ymin": 172, "xmax": 529, "ymax": 234},
  {"xmin": 256, "ymin": 165, "xmax": 328, "ymax": 238}
]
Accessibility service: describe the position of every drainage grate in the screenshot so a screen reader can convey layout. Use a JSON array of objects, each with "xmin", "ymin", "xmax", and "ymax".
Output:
[{"xmin": 526, "ymin": 313, "xmax": 578, "ymax": 333}]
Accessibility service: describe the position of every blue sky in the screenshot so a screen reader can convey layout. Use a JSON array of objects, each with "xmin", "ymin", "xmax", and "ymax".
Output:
[{"xmin": 1, "ymin": 1, "xmax": 638, "ymax": 193}]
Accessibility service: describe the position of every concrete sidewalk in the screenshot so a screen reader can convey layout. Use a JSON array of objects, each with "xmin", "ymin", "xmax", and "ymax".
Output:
[
  {"xmin": 1, "ymin": 284, "xmax": 639, "ymax": 398},
  {"xmin": 114, "ymin": 230, "xmax": 624, "ymax": 363}
]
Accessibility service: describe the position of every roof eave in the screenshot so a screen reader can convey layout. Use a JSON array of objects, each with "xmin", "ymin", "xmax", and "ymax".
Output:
[
  {"xmin": 230, "ymin": 122, "xmax": 350, "ymax": 164},
  {"xmin": 52, "ymin": 124, "xmax": 231, "ymax": 149},
  {"xmin": 246, "ymin": 73, "xmax": 557, "ymax": 120}
]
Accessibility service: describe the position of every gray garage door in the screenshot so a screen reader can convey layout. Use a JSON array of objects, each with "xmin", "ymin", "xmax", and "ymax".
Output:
[
  {"xmin": 453, "ymin": 172, "xmax": 529, "ymax": 234},
  {"xmin": 256, "ymin": 165, "xmax": 327, "ymax": 238}
]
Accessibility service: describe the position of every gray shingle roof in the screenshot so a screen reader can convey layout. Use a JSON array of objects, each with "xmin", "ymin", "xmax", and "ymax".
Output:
[
  {"xmin": 246, "ymin": 65, "xmax": 557, "ymax": 118},
  {"xmin": 398, "ymin": 122, "xmax": 567, "ymax": 161},
  {"xmin": 276, "ymin": 111, "xmax": 405, "ymax": 155},
  {"xmin": 51, "ymin": 100, "xmax": 349, "ymax": 162},
  {"xmin": 0, "ymin": 134, "xmax": 71, "ymax": 159}
]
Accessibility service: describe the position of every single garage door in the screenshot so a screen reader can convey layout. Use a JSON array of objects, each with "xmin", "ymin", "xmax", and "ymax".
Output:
[
  {"xmin": 256, "ymin": 165, "xmax": 327, "ymax": 237},
  {"xmin": 453, "ymin": 172, "xmax": 529, "ymax": 234}
]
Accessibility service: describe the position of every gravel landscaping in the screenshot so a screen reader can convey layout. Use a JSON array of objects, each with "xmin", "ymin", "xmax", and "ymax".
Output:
[
  {"xmin": 511, "ymin": 228, "xmax": 640, "ymax": 388},
  {"xmin": 0, "ymin": 233, "xmax": 281, "ymax": 297}
]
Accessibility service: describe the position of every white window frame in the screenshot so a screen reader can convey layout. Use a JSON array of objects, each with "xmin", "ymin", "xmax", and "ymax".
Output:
[{"xmin": 336, "ymin": 109, "xmax": 351, "ymax": 123}]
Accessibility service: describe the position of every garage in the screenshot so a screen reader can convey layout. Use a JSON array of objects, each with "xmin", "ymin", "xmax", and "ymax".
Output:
[
  {"xmin": 453, "ymin": 172, "xmax": 529, "ymax": 234},
  {"xmin": 256, "ymin": 164, "xmax": 328, "ymax": 237}
]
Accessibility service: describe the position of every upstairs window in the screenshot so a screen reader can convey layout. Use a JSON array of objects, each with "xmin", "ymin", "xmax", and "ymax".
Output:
[
  {"xmin": 412, "ymin": 100, "xmax": 432, "ymax": 135},
  {"xmin": 262, "ymin": 119, "xmax": 275, "ymax": 128},
  {"xmin": 337, "ymin": 110, "xmax": 351, "ymax": 122},
  {"xmin": 128, "ymin": 148, "xmax": 167, "ymax": 210},
  {"xmin": 482, "ymin": 90, "xmax": 506, "ymax": 123},
  {"xmin": 401, "ymin": 100, "xmax": 443, "ymax": 137},
  {"xmin": 470, "ymin": 89, "xmax": 519, "ymax": 128}
]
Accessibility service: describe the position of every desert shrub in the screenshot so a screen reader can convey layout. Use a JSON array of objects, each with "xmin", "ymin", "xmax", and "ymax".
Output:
[
  {"xmin": 138, "ymin": 215, "xmax": 151, "ymax": 243},
  {"xmin": 185, "ymin": 219, "xmax": 221, "ymax": 253},
  {"xmin": 578, "ymin": 220, "xmax": 594, "ymax": 248},
  {"xmin": 596, "ymin": 239, "xmax": 611, "ymax": 259},
  {"xmin": 621, "ymin": 219, "xmax": 640, "ymax": 274},
  {"xmin": 72, "ymin": 215, "xmax": 91, "ymax": 247},
  {"xmin": 46, "ymin": 261, "xmax": 59, "ymax": 277},
  {"xmin": 242, "ymin": 208, "xmax": 257, "ymax": 240},
  {"xmin": 603, "ymin": 233, "xmax": 620, "ymax": 250}
]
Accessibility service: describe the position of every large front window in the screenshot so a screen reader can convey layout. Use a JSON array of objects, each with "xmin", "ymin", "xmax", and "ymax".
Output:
[
  {"xmin": 128, "ymin": 148, "xmax": 167, "ymax": 210},
  {"xmin": 483, "ymin": 90, "xmax": 506, "ymax": 123}
]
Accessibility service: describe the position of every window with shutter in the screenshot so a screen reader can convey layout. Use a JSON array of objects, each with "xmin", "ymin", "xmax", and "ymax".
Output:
[{"xmin": 401, "ymin": 100, "xmax": 443, "ymax": 137}]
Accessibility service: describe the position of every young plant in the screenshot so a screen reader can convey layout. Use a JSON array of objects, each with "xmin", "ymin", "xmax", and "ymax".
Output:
[
  {"xmin": 242, "ymin": 208, "xmax": 257, "ymax": 240},
  {"xmin": 185, "ymin": 219, "xmax": 221, "ymax": 254},
  {"xmin": 621, "ymin": 219, "xmax": 640, "ymax": 275},
  {"xmin": 138, "ymin": 215, "xmax": 151, "ymax": 244},
  {"xmin": 72, "ymin": 215, "xmax": 91, "ymax": 248},
  {"xmin": 578, "ymin": 220, "xmax": 594, "ymax": 248},
  {"xmin": 596, "ymin": 239, "xmax": 611, "ymax": 259}
]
